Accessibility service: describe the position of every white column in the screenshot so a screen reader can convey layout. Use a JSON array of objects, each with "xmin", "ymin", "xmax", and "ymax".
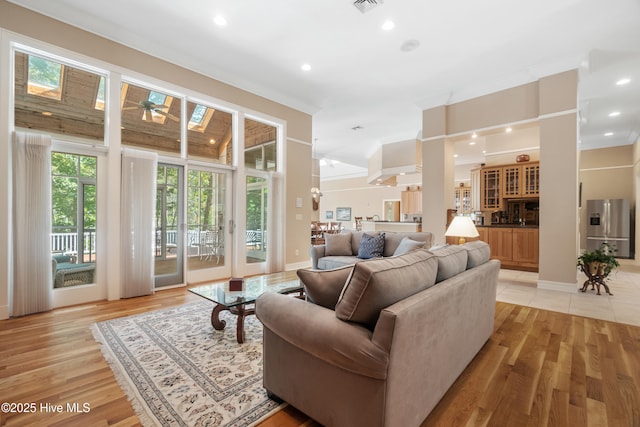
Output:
[
  {"xmin": 105, "ymin": 72, "xmax": 123, "ymax": 300},
  {"xmin": 537, "ymin": 71, "xmax": 580, "ymax": 291},
  {"xmin": 421, "ymin": 137, "xmax": 454, "ymax": 245}
]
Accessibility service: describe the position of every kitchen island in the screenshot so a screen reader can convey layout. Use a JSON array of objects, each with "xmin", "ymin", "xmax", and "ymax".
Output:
[{"xmin": 361, "ymin": 221, "xmax": 422, "ymax": 233}]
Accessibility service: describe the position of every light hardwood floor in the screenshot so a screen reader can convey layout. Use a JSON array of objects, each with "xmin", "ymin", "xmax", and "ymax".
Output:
[{"xmin": 1, "ymin": 272, "xmax": 639, "ymax": 426}]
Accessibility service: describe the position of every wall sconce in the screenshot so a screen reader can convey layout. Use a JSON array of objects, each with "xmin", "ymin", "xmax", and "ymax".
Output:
[{"xmin": 310, "ymin": 187, "xmax": 323, "ymax": 211}]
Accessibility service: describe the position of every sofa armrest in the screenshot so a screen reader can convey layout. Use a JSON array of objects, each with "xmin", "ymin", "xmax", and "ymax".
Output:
[
  {"xmin": 309, "ymin": 244, "xmax": 326, "ymax": 269},
  {"xmin": 256, "ymin": 292, "xmax": 389, "ymax": 379}
]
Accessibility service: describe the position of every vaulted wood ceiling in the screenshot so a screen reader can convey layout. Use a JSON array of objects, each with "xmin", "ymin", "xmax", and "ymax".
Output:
[{"xmin": 14, "ymin": 51, "xmax": 275, "ymax": 161}]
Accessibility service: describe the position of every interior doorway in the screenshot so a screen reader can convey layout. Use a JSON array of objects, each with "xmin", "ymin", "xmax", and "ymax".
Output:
[{"xmin": 383, "ymin": 200, "xmax": 401, "ymax": 222}]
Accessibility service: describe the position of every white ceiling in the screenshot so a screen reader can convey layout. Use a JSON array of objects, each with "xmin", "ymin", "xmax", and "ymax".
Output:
[{"xmin": 8, "ymin": 0, "xmax": 640, "ymax": 179}]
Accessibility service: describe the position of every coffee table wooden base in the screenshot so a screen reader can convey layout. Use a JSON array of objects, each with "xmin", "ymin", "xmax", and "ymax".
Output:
[{"xmin": 210, "ymin": 302, "xmax": 255, "ymax": 344}]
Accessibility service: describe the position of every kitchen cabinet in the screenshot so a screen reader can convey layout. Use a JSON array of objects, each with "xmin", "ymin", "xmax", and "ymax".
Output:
[
  {"xmin": 401, "ymin": 189, "xmax": 422, "ymax": 214},
  {"xmin": 476, "ymin": 226, "xmax": 488, "ymax": 243},
  {"xmin": 480, "ymin": 167, "xmax": 502, "ymax": 210},
  {"xmin": 454, "ymin": 186, "xmax": 472, "ymax": 214},
  {"xmin": 512, "ymin": 228, "xmax": 539, "ymax": 269},
  {"xmin": 487, "ymin": 227, "xmax": 513, "ymax": 263},
  {"xmin": 477, "ymin": 226, "xmax": 539, "ymax": 271},
  {"xmin": 502, "ymin": 162, "xmax": 540, "ymax": 198}
]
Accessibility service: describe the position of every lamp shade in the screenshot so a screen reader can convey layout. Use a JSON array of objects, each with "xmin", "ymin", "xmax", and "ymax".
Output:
[{"xmin": 445, "ymin": 215, "xmax": 479, "ymax": 244}]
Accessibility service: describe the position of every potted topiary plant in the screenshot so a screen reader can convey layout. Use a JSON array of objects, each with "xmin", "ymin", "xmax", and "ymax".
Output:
[{"xmin": 577, "ymin": 242, "xmax": 619, "ymax": 295}]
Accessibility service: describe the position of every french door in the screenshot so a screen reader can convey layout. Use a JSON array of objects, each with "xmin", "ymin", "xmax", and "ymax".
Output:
[
  {"xmin": 155, "ymin": 164, "xmax": 184, "ymax": 288},
  {"xmin": 51, "ymin": 151, "xmax": 106, "ymax": 308},
  {"xmin": 186, "ymin": 167, "xmax": 232, "ymax": 283},
  {"xmin": 240, "ymin": 171, "xmax": 278, "ymax": 276}
]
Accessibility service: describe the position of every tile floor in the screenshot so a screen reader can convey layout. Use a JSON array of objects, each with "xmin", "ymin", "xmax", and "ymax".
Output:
[{"xmin": 496, "ymin": 261, "xmax": 640, "ymax": 326}]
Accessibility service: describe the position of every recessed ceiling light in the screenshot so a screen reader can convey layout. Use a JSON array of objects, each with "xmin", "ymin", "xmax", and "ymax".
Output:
[
  {"xmin": 616, "ymin": 78, "xmax": 631, "ymax": 86},
  {"xmin": 453, "ymin": 154, "xmax": 459, "ymax": 158},
  {"xmin": 301, "ymin": 63, "xmax": 311, "ymax": 71},
  {"xmin": 469, "ymin": 141, "xmax": 476, "ymax": 146},
  {"xmin": 41, "ymin": 111, "xmax": 52, "ymax": 116},
  {"xmin": 400, "ymin": 39, "xmax": 420, "ymax": 52},
  {"xmin": 382, "ymin": 20, "xmax": 395, "ymax": 31},
  {"xmin": 482, "ymin": 150, "xmax": 486, "ymax": 154},
  {"xmin": 609, "ymin": 111, "xmax": 621, "ymax": 117},
  {"xmin": 213, "ymin": 15, "xmax": 227, "ymax": 26},
  {"xmin": 604, "ymin": 132, "xmax": 614, "ymax": 136},
  {"xmin": 506, "ymin": 127, "xmax": 512, "ymax": 133},
  {"xmin": 209, "ymin": 139, "xmax": 216, "ymax": 144},
  {"xmin": 472, "ymin": 132, "xmax": 477, "ymax": 139}
]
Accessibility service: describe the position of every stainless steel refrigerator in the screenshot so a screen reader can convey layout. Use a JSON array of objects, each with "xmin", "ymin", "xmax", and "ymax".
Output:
[{"xmin": 586, "ymin": 199, "xmax": 631, "ymax": 258}]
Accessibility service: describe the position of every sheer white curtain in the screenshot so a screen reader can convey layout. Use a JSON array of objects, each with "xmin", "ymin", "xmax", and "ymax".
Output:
[
  {"xmin": 11, "ymin": 132, "xmax": 53, "ymax": 317},
  {"xmin": 121, "ymin": 148, "xmax": 157, "ymax": 298}
]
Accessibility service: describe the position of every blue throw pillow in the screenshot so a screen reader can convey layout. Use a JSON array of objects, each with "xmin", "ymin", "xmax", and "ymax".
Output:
[{"xmin": 358, "ymin": 232, "xmax": 385, "ymax": 259}]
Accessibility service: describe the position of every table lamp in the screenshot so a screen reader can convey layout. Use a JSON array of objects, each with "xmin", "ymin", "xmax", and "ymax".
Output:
[{"xmin": 445, "ymin": 215, "xmax": 479, "ymax": 244}]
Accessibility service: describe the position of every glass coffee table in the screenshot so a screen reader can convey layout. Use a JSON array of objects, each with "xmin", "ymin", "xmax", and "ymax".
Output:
[{"xmin": 189, "ymin": 272, "xmax": 303, "ymax": 343}]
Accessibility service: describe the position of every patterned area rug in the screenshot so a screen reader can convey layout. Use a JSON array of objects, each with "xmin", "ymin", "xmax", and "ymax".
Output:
[{"xmin": 91, "ymin": 301, "xmax": 284, "ymax": 426}]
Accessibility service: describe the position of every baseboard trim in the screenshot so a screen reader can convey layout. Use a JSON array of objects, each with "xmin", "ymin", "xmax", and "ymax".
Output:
[
  {"xmin": 285, "ymin": 261, "xmax": 311, "ymax": 271},
  {"xmin": 537, "ymin": 280, "xmax": 578, "ymax": 293}
]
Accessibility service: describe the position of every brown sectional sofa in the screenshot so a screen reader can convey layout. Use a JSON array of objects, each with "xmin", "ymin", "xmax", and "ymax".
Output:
[
  {"xmin": 309, "ymin": 230, "xmax": 434, "ymax": 270},
  {"xmin": 256, "ymin": 241, "xmax": 499, "ymax": 427}
]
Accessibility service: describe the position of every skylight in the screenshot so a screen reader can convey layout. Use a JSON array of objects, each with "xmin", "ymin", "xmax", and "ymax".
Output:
[
  {"xmin": 94, "ymin": 76, "xmax": 105, "ymax": 110},
  {"xmin": 146, "ymin": 91, "xmax": 172, "ymax": 123},
  {"xmin": 27, "ymin": 55, "xmax": 64, "ymax": 100},
  {"xmin": 188, "ymin": 104, "xmax": 214, "ymax": 132}
]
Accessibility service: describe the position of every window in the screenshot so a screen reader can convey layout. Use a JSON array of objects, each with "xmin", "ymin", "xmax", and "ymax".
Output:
[
  {"xmin": 146, "ymin": 91, "xmax": 174, "ymax": 124},
  {"xmin": 244, "ymin": 118, "xmax": 277, "ymax": 171},
  {"xmin": 51, "ymin": 152, "xmax": 97, "ymax": 288},
  {"xmin": 121, "ymin": 82, "xmax": 181, "ymax": 154},
  {"xmin": 27, "ymin": 54, "xmax": 64, "ymax": 100},
  {"xmin": 187, "ymin": 101, "xmax": 233, "ymax": 164},
  {"xmin": 95, "ymin": 76, "xmax": 105, "ymax": 110},
  {"xmin": 188, "ymin": 104, "xmax": 212, "ymax": 131},
  {"xmin": 15, "ymin": 50, "xmax": 106, "ymax": 141},
  {"xmin": 187, "ymin": 170, "xmax": 226, "ymax": 269}
]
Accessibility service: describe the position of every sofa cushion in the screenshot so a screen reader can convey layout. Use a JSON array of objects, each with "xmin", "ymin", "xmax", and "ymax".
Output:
[
  {"xmin": 463, "ymin": 240, "xmax": 491, "ymax": 268},
  {"xmin": 383, "ymin": 232, "xmax": 430, "ymax": 257},
  {"xmin": 393, "ymin": 237, "xmax": 426, "ymax": 256},
  {"xmin": 297, "ymin": 265, "xmax": 353, "ymax": 309},
  {"xmin": 52, "ymin": 254, "xmax": 73, "ymax": 264},
  {"xmin": 335, "ymin": 249, "xmax": 438, "ymax": 329},
  {"xmin": 429, "ymin": 244, "xmax": 469, "ymax": 282},
  {"xmin": 357, "ymin": 232, "xmax": 385, "ymax": 259},
  {"xmin": 350, "ymin": 231, "xmax": 378, "ymax": 254},
  {"xmin": 325, "ymin": 233, "xmax": 353, "ymax": 256},
  {"xmin": 318, "ymin": 256, "xmax": 358, "ymax": 270}
]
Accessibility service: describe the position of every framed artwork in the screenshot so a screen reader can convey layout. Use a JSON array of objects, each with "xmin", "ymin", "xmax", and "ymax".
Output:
[
  {"xmin": 325, "ymin": 210, "xmax": 334, "ymax": 219},
  {"xmin": 336, "ymin": 207, "xmax": 351, "ymax": 221}
]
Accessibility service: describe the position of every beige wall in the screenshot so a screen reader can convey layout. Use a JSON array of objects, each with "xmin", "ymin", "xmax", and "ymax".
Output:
[
  {"xmin": 319, "ymin": 175, "xmax": 421, "ymax": 227},
  {"xmin": 446, "ymin": 82, "xmax": 539, "ymax": 134},
  {"xmin": 0, "ymin": 1, "xmax": 311, "ymax": 140},
  {"xmin": 422, "ymin": 137, "xmax": 455, "ymax": 244},
  {"xmin": 483, "ymin": 126, "xmax": 540, "ymax": 166},
  {"xmin": 422, "ymin": 70, "xmax": 581, "ymax": 288},
  {"xmin": 536, "ymin": 70, "xmax": 580, "ymax": 288},
  {"xmin": 0, "ymin": 1, "xmax": 312, "ymax": 317},
  {"xmin": 285, "ymin": 140, "xmax": 313, "ymax": 265}
]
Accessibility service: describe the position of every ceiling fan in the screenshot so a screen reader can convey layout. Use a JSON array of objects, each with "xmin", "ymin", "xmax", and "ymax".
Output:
[{"xmin": 122, "ymin": 99, "xmax": 179, "ymax": 122}]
